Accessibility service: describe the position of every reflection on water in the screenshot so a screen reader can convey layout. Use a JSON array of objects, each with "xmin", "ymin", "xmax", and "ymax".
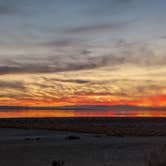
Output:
[{"xmin": 0, "ymin": 109, "xmax": 166, "ymax": 118}]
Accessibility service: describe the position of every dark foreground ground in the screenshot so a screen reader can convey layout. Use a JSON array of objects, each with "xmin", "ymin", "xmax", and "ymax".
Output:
[
  {"xmin": 0, "ymin": 118, "xmax": 166, "ymax": 166},
  {"xmin": 0, "ymin": 128, "xmax": 166, "ymax": 166}
]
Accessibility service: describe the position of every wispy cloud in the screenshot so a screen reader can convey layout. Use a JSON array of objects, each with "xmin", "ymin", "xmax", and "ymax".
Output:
[
  {"xmin": 0, "ymin": 41, "xmax": 166, "ymax": 75},
  {"xmin": 64, "ymin": 21, "xmax": 132, "ymax": 34},
  {"xmin": 42, "ymin": 77, "xmax": 90, "ymax": 84}
]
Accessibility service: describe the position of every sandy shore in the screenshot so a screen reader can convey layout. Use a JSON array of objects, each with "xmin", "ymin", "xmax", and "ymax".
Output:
[{"xmin": 0, "ymin": 128, "xmax": 166, "ymax": 166}]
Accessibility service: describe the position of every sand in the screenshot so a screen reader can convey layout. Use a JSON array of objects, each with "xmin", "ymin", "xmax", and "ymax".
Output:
[{"xmin": 0, "ymin": 128, "xmax": 166, "ymax": 166}]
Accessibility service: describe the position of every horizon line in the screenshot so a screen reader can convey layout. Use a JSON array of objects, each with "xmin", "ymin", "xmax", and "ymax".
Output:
[{"xmin": 0, "ymin": 104, "xmax": 165, "ymax": 111}]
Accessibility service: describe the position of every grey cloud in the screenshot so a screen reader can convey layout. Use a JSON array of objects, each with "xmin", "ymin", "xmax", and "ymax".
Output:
[
  {"xmin": 40, "ymin": 39, "xmax": 75, "ymax": 47},
  {"xmin": 0, "ymin": 52, "xmax": 165, "ymax": 75},
  {"xmin": 0, "ymin": 63, "xmax": 96, "ymax": 75},
  {"xmin": 64, "ymin": 22, "xmax": 130, "ymax": 34},
  {"xmin": 53, "ymin": 105, "xmax": 166, "ymax": 111},
  {"xmin": 0, "ymin": 65, "xmax": 69, "ymax": 75},
  {"xmin": 0, "ymin": 39, "xmax": 166, "ymax": 75},
  {"xmin": 0, "ymin": 52, "xmax": 115, "ymax": 75},
  {"xmin": 0, "ymin": 1, "xmax": 19, "ymax": 15},
  {"xmin": 0, "ymin": 0, "xmax": 43, "ymax": 17},
  {"xmin": 0, "ymin": 66, "xmax": 21, "ymax": 74},
  {"xmin": 42, "ymin": 77, "xmax": 90, "ymax": 84},
  {"xmin": 0, "ymin": 6, "xmax": 14, "ymax": 15},
  {"xmin": 0, "ymin": 104, "xmax": 165, "ymax": 112},
  {"xmin": 84, "ymin": 0, "xmax": 134, "ymax": 18},
  {"xmin": 81, "ymin": 50, "xmax": 91, "ymax": 55},
  {"xmin": 114, "ymin": 0, "xmax": 133, "ymax": 4},
  {"xmin": 0, "ymin": 80, "xmax": 26, "ymax": 90}
]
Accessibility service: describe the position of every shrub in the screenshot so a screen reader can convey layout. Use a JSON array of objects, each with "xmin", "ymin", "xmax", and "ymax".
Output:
[
  {"xmin": 35, "ymin": 137, "xmax": 41, "ymax": 141},
  {"xmin": 52, "ymin": 160, "xmax": 64, "ymax": 166},
  {"xmin": 65, "ymin": 135, "xmax": 80, "ymax": 140}
]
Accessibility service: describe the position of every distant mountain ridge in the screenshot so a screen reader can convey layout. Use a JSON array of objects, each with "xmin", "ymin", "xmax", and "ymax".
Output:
[{"xmin": 0, "ymin": 105, "xmax": 165, "ymax": 111}]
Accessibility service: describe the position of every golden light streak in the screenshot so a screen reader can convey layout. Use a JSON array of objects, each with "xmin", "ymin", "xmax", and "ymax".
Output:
[{"xmin": 0, "ymin": 110, "xmax": 75, "ymax": 118}]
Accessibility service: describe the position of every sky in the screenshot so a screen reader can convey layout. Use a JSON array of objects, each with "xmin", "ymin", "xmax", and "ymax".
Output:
[{"xmin": 0, "ymin": 0, "xmax": 166, "ymax": 117}]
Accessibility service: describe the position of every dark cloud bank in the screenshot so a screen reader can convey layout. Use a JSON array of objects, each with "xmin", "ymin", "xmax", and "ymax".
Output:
[
  {"xmin": 0, "ymin": 105, "xmax": 165, "ymax": 112},
  {"xmin": 0, "ymin": 43, "xmax": 165, "ymax": 75}
]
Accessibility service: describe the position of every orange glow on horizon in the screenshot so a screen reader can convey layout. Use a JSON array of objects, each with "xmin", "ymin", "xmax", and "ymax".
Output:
[
  {"xmin": 0, "ymin": 110, "xmax": 166, "ymax": 118},
  {"xmin": 0, "ymin": 110, "xmax": 75, "ymax": 118},
  {"xmin": 0, "ymin": 94, "xmax": 165, "ymax": 118},
  {"xmin": 0, "ymin": 94, "xmax": 165, "ymax": 107}
]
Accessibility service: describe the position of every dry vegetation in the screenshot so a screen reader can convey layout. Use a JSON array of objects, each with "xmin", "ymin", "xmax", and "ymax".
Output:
[
  {"xmin": 145, "ymin": 145, "xmax": 166, "ymax": 166},
  {"xmin": 0, "ymin": 118, "xmax": 166, "ymax": 136},
  {"xmin": 52, "ymin": 160, "xmax": 64, "ymax": 166}
]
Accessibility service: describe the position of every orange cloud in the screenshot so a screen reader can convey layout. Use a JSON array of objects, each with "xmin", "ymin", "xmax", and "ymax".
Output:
[{"xmin": 0, "ymin": 94, "xmax": 165, "ymax": 107}]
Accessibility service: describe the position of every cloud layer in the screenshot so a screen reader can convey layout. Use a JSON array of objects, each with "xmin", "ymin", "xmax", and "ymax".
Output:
[{"xmin": 0, "ymin": 0, "xmax": 165, "ymax": 115}]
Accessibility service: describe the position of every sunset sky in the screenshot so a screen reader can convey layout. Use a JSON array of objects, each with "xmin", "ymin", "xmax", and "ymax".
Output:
[{"xmin": 0, "ymin": 0, "xmax": 166, "ymax": 117}]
